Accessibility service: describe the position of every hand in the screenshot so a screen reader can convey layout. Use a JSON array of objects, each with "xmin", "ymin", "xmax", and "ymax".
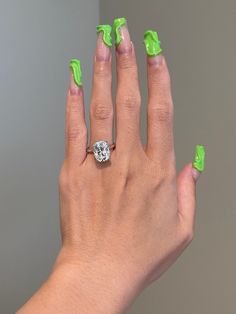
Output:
[
  {"xmin": 18, "ymin": 18, "xmax": 205, "ymax": 314},
  {"xmin": 56, "ymin": 19, "xmax": 204, "ymax": 312}
]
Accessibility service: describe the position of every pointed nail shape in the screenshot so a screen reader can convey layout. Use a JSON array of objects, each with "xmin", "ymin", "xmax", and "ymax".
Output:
[{"xmin": 144, "ymin": 30, "xmax": 162, "ymax": 57}]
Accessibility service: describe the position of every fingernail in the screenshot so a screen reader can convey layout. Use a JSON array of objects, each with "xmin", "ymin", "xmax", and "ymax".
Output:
[
  {"xmin": 113, "ymin": 17, "xmax": 126, "ymax": 45},
  {"xmin": 96, "ymin": 25, "xmax": 112, "ymax": 61},
  {"xmin": 97, "ymin": 25, "xmax": 112, "ymax": 47},
  {"xmin": 144, "ymin": 30, "xmax": 162, "ymax": 57},
  {"xmin": 113, "ymin": 17, "xmax": 132, "ymax": 53},
  {"xmin": 192, "ymin": 145, "xmax": 205, "ymax": 178},
  {"xmin": 69, "ymin": 59, "xmax": 82, "ymax": 94}
]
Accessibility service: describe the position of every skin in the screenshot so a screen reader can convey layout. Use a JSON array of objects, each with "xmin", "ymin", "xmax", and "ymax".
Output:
[{"xmin": 17, "ymin": 22, "xmax": 201, "ymax": 314}]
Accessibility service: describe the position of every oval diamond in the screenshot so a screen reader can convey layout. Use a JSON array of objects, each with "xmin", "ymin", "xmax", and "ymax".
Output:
[{"xmin": 93, "ymin": 141, "xmax": 110, "ymax": 162}]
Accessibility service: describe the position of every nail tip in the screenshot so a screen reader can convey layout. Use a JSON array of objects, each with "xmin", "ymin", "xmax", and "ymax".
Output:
[
  {"xmin": 113, "ymin": 17, "xmax": 127, "ymax": 45},
  {"xmin": 96, "ymin": 24, "xmax": 113, "ymax": 47},
  {"xmin": 69, "ymin": 58, "xmax": 83, "ymax": 87},
  {"xmin": 144, "ymin": 30, "xmax": 162, "ymax": 57},
  {"xmin": 193, "ymin": 145, "xmax": 205, "ymax": 172},
  {"xmin": 113, "ymin": 17, "xmax": 127, "ymax": 26}
]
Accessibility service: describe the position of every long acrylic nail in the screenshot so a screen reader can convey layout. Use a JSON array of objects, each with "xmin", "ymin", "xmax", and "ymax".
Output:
[
  {"xmin": 96, "ymin": 25, "xmax": 112, "ymax": 61},
  {"xmin": 97, "ymin": 25, "xmax": 112, "ymax": 47},
  {"xmin": 113, "ymin": 17, "xmax": 132, "ymax": 54},
  {"xmin": 192, "ymin": 145, "xmax": 205, "ymax": 173},
  {"xmin": 69, "ymin": 73, "xmax": 80, "ymax": 95},
  {"xmin": 144, "ymin": 30, "xmax": 162, "ymax": 57},
  {"xmin": 113, "ymin": 17, "xmax": 126, "ymax": 45},
  {"xmin": 70, "ymin": 59, "xmax": 83, "ymax": 91}
]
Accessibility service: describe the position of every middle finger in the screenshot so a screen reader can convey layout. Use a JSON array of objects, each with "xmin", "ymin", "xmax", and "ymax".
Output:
[
  {"xmin": 114, "ymin": 18, "xmax": 142, "ymax": 152},
  {"xmin": 90, "ymin": 25, "xmax": 113, "ymax": 147}
]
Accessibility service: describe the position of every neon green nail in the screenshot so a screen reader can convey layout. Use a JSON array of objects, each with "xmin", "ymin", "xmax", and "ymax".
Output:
[
  {"xmin": 96, "ymin": 25, "xmax": 112, "ymax": 47},
  {"xmin": 193, "ymin": 145, "xmax": 205, "ymax": 172},
  {"xmin": 144, "ymin": 30, "xmax": 162, "ymax": 57},
  {"xmin": 70, "ymin": 59, "xmax": 82, "ymax": 87},
  {"xmin": 113, "ymin": 17, "xmax": 126, "ymax": 45}
]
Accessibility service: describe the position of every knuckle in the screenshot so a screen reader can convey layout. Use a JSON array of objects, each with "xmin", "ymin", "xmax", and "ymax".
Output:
[
  {"xmin": 67, "ymin": 127, "xmax": 87, "ymax": 142},
  {"xmin": 149, "ymin": 102, "xmax": 173, "ymax": 123},
  {"xmin": 119, "ymin": 54, "xmax": 136, "ymax": 70},
  {"xmin": 92, "ymin": 103, "xmax": 113, "ymax": 120},
  {"xmin": 118, "ymin": 94, "xmax": 141, "ymax": 110}
]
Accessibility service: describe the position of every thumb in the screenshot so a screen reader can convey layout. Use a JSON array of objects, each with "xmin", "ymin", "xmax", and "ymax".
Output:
[{"xmin": 177, "ymin": 145, "xmax": 205, "ymax": 227}]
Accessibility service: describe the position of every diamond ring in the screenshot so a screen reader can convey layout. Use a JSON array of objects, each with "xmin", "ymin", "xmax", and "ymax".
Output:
[{"xmin": 87, "ymin": 141, "xmax": 115, "ymax": 163}]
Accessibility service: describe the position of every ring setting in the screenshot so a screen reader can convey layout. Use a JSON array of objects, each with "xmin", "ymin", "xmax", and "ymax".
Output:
[{"xmin": 87, "ymin": 140, "xmax": 115, "ymax": 163}]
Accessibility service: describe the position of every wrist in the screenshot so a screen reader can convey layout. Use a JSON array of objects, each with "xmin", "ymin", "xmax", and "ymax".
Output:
[{"xmin": 51, "ymin": 249, "xmax": 140, "ymax": 313}]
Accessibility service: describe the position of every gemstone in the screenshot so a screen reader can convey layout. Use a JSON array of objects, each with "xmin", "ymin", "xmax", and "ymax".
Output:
[{"xmin": 93, "ymin": 141, "xmax": 110, "ymax": 162}]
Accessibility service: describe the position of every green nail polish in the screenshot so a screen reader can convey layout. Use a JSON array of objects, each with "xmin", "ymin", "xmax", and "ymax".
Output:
[
  {"xmin": 144, "ymin": 30, "xmax": 162, "ymax": 57},
  {"xmin": 70, "ymin": 59, "xmax": 82, "ymax": 87},
  {"xmin": 113, "ymin": 17, "xmax": 126, "ymax": 45},
  {"xmin": 193, "ymin": 145, "xmax": 205, "ymax": 172},
  {"xmin": 96, "ymin": 25, "xmax": 112, "ymax": 47}
]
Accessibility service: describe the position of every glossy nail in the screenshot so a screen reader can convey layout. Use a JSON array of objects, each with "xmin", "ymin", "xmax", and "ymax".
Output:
[
  {"xmin": 96, "ymin": 25, "xmax": 112, "ymax": 61},
  {"xmin": 192, "ymin": 145, "xmax": 205, "ymax": 173},
  {"xmin": 113, "ymin": 17, "xmax": 126, "ymax": 45},
  {"xmin": 113, "ymin": 17, "xmax": 132, "ymax": 54},
  {"xmin": 96, "ymin": 25, "xmax": 112, "ymax": 47},
  {"xmin": 144, "ymin": 30, "xmax": 162, "ymax": 57},
  {"xmin": 70, "ymin": 59, "xmax": 82, "ymax": 88}
]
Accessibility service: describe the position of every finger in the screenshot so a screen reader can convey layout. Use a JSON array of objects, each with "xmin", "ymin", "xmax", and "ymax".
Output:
[
  {"xmin": 177, "ymin": 145, "xmax": 205, "ymax": 230},
  {"xmin": 65, "ymin": 59, "xmax": 87, "ymax": 164},
  {"xmin": 89, "ymin": 25, "xmax": 113, "ymax": 146},
  {"xmin": 145, "ymin": 31, "xmax": 174, "ymax": 163},
  {"xmin": 177, "ymin": 163, "xmax": 197, "ymax": 231},
  {"xmin": 114, "ymin": 18, "xmax": 142, "ymax": 151}
]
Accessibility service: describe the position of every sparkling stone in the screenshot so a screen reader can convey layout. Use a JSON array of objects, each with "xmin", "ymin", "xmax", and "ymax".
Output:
[{"xmin": 93, "ymin": 141, "xmax": 110, "ymax": 162}]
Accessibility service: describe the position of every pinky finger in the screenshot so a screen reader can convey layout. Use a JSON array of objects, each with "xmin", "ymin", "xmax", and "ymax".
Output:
[
  {"xmin": 65, "ymin": 59, "xmax": 88, "ymax": 164},
  {"xmin": 177, "ymin": 145, "xmax": 205, "ymax": 231}
]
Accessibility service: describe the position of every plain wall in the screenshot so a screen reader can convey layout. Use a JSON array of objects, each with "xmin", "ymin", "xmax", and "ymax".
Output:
[
  {"xmin": 100, "ymin": 1, "xmax": 236, "ymax": 313},
  {"xmin": 1, "ymin": 1, "xmax": 236, "ymax": 313},
  {"xmin": 0, "ymin": 0, "xmax": 99, "ymax": 312}
]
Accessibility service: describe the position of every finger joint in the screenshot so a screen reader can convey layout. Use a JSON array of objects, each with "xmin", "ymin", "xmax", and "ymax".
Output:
[{"xmin": 91, "ymin": 102, "xmax": 113, "ymax": 121}]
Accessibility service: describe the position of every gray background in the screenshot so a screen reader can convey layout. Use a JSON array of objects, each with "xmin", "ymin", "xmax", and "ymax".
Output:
[
  {"xmin": 0, "ymin": 0, "xmax": 99, "ymax": 313},
  {"xmin": 100, "ymin": 0, "xmax": 236, "ymax": 313},
  {"xmin": 0, "ymin": 0, "xmax": 235, "ymax": 313}
]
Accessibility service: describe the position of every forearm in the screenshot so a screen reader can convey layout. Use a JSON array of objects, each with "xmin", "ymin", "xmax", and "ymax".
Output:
[{"xmin": 17, "ymin": 253, "xmax": 137, "ymax": 314}]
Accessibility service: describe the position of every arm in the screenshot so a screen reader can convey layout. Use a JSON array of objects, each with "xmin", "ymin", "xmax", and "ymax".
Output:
[{"xmin": 17, "ymin": 262, "xmax": 132, "ymax": 313}]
